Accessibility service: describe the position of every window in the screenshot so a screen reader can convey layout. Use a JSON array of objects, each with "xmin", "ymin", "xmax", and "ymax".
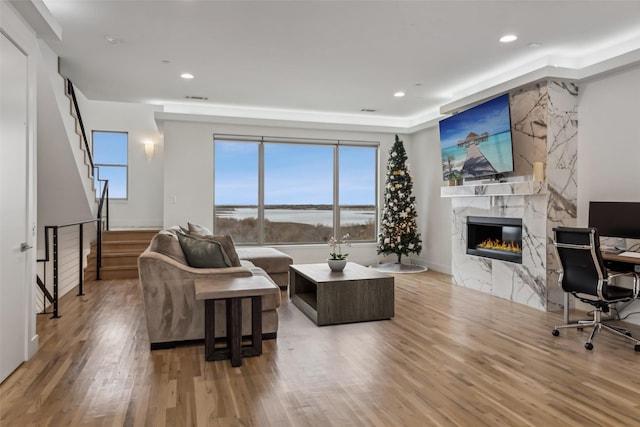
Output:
[
  {"xmin": 213, "ymin": 135, "xmax": 378, "ymax": 245},
  {"xmin": 214, "ymin": 140, "xmax": 259, "ymax": 243},
  {"xmin": 339, "ymin": 146, "xmax": 377, "ymax": 241},
  {"xmin": 92, "ymin": 131, "xmax": 128, "ymax": 199},
  {"xmin": 264, "ymin": 143, "xmax": 334, "ymax": 243}
]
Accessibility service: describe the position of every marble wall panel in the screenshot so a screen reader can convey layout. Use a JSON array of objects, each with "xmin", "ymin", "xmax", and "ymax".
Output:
[
  {"xmin": 511, "ymin": 83, "xmax": 548, "ymax": 177},
  {"xmin": 545, "ymin": 81, "xmax": 579, "ymax": 310},
  {"xmin": 492, "ymin": 262, "xmax": 546, "ymax": 310}
]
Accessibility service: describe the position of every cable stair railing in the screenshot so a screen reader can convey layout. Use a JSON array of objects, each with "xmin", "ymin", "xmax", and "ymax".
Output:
[{"xmin": 36, "ymin": 79, "xmax": 110, "ymax": 318}]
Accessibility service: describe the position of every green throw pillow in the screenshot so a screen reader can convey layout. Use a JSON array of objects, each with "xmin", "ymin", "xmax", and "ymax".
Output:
[{"xmin": 176, "ymin": 231, "xmax": 232, "ymax": 268}]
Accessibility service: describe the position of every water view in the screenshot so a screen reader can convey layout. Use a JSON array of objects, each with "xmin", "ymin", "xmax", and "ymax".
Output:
[
  {"xmin": 215, "ymin": 205, "xmax": 376, "ymax": 243},
  {"xmin": 216, "ymin": 207, "xmax": 375, "ymax": 226}
]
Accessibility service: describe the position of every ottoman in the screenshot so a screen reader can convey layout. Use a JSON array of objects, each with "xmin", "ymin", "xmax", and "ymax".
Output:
[{"xmin": 236, "ymin": 247, "xmax": 293, "ymax": 289}]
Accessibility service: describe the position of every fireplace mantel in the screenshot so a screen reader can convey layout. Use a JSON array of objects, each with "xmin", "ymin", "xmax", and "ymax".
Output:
[{"xmin": 440, "ymin": 181, "xmax": 545, "ymax": 198}]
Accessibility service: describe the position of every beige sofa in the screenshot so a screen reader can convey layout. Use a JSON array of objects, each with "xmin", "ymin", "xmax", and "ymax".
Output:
[{"xmin": 138, "ymin": 229, "xmax": 282, "ymax": 349}]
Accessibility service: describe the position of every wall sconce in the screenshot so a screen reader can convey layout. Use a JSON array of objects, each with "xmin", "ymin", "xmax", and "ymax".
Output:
[{"xmin": 144, "ymin": 141, "xmax": 155, "ymax": 160}]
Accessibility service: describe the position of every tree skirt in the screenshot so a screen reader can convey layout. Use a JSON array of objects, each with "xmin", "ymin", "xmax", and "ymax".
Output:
[{"xmin": 371, "ymin": 262, "xmax": 428, "ymax": 274}]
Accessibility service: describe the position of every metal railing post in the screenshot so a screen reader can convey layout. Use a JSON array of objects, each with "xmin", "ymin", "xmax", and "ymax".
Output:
[
  {"xmin": 78, "ymin": 223, "xmax": 84, "ymax": 296},
  {"xmin": 52, "ymin": 226, "xmax": 60, "ymax": 318},
  {"xmin": 106, "ymin": 186, "xmax": 109, "ymax": 230},
  {"xmin": 97, "ymin": 220, "xmax": 102, "ymax": 281}
]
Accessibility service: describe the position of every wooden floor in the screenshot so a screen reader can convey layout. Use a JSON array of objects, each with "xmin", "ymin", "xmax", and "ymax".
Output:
[{"xmin": 2, "ymin": 271, "xmax": 640, "ymax": 426}]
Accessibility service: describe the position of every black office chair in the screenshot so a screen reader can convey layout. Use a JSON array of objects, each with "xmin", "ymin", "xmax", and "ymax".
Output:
[{"xmin": 551, "ymin": 227, "xmax": 640, "ymax": 351}]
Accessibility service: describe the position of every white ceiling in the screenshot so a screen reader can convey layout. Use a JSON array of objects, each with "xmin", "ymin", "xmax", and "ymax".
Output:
[{"xmin": 40, "ymin": 0, "xmax": 640, "ymax": 127}]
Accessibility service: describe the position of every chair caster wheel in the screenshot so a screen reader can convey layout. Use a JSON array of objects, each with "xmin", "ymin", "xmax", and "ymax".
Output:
[
  {"xmin": 552, "ymin": 329, "xmax": 559, "ymax": 336},
  {"xmin": 635, "ymin": 345, "xmax": 640, "ymax": 352},
  {"xmin": 585, "ymin": 342, "xmax": 594, "ymax": 350},
  {"xmin": 625, "ymin": 332, "xmax": 633, "ymax": 337}
]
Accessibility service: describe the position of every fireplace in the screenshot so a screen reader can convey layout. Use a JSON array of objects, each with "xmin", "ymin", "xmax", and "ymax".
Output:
[{"xmin": 467, "ymin": 216, "xmax": 523, "ymax": 264}]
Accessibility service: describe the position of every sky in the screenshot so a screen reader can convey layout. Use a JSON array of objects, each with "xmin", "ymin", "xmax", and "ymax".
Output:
[
  {"xmin": 439, "ymin": 94, "xmax": 511, "ymax": 149},
  {"xmin": 214, "ymin": 141, "xmax": 376, "ymax": 206},
  {"xmin": 93, "ymin": 131, "xmax": 128, "ymax": 199}
]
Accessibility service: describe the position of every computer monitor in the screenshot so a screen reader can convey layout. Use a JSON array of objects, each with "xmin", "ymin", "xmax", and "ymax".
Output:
[{"xmin": 588, "ymin": 201, "xmax": 640, "ymax": 239}]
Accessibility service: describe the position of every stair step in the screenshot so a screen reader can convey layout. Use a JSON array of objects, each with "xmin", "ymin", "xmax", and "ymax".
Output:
[
  {"xmin": 95, "ymin": 241, "xmax": 151, "ymax": 253},
  {"xmin": 85, "ymin": 229, "xmax": 157, "ymax": 280},
  {"xmin": 99, "ymin": 253, "xmax": 141, "ymax": 268},
  {"xmin": 102, "ymin": 230, "xmax": 159, "ymax": 242},
  {"xmin": 89, "ymin": 266, "xmax": 140, "ymax": 280}
]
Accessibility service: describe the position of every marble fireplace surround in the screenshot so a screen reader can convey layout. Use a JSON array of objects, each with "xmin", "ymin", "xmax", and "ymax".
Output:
[
  {"xmin": 440, "ymin": 81, "xmax": 578, "ymax": 312},
  {"xmin": 443, "ymin": 182, "xmax": 550, "ymax": 310}
]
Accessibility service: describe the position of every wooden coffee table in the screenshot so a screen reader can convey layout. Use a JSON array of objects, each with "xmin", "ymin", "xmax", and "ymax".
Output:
[{"xmin": 289, "ymin": 262, "xmax": 394, "ymax": 326}]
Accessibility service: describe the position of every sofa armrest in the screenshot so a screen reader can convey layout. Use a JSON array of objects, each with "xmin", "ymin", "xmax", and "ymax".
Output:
[
  {"xmin": 138, "ymin": 249, "xmax": 253, "ymax": 280},
  {"xmin": 137, "ymin": 248, "xmax": 259, "ymax": 344}
]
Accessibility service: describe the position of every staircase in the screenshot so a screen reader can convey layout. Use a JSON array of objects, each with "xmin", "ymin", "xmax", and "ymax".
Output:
[{"xmin": 85, "ymin": 230, "xmax": 159, "ymax": 280}]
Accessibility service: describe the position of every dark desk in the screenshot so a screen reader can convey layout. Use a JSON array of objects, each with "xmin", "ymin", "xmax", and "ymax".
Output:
[{"xmin": 602, "ymin": 252, "xmax": 640, "ymax": 273}]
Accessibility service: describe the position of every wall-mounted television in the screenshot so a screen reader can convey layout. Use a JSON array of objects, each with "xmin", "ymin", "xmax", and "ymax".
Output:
[{"xmin": 439, "ymin": 93, "xmax": 514, "ymax": 180}]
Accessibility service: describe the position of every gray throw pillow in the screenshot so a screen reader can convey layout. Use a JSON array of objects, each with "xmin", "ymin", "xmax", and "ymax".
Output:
[
  {"xmin": 176, "ymin": 231, "xmax": 231, "ymax": 268},
  {"xmin": 187, "ymin": 222, "xmax": 212, "ymax": 236},
  {"xmin": 191, "ymin": 234, "xmax": 241, "ymax": 267}
]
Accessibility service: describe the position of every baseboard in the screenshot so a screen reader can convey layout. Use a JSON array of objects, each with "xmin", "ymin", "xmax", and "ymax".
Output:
[
  {"xmin": 425, "ymin": 261, "xmax": 452, "ymax": 275},
  {"xmin": 28, "ymin": 334, "xmax": 39, "ymax": 358}
]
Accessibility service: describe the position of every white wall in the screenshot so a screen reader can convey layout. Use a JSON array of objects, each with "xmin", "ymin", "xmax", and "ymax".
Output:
[
  {"xmin": 161, "ymin": 117, "xmax": 402, "ymax": 266},
  {"xmin": 36, "ymin": 41, "xmax": 95, "ymax": 226},
  {"xmin": 408, "ymin": 127, "xmax": 452, "ymax": 273},
  {"xmin": 578, "ymin": 63, "xmax": 640, "ymax": 325},
  {"xmin": 577, "ymin": 65, "xmax": 640, "ymax": 221},
  {"xmin": 80, "ymin": 99, "xmax": 164, "ymax": 228}
]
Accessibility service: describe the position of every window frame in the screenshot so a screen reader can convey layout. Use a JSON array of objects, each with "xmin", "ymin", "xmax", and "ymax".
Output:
[
  {"xmin": 213, "ymin": 135, "xmax": 378, "ymax": 245},
  {"xmin": 92, "ymin": 130, "xmax": 129, "ymax": 200}
]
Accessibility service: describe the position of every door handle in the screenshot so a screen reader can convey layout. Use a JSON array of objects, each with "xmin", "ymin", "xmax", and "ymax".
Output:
[{"xmin": 20, "ymin": 242, "xmax": 33, "ymax": 252}]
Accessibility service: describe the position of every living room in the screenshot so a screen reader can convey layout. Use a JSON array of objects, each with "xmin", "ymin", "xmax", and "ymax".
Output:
[{"xmin": 2, "ymin": 1, "xmax": 640, "ymax": 425}]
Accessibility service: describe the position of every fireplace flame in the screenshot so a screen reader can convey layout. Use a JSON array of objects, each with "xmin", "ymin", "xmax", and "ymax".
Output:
[{"xmin": 477, "ymin": 238, "xmax": 521, "ymax": 253}]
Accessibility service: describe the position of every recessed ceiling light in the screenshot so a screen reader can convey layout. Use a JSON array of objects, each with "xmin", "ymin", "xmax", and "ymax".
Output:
[
  {"xmin": 528, "ymin": 42, "xmax": 542, "ymax": 48},
  {"xmin": 499, "ymin": 34, "xmax": 518, "ymax": 43},
  {"xmin": 394, "ymin": 91, "xmax": 405, "ymax": 97},
  {"xmin": 180, "ymin": 73, "xmax": 194, "ymax": 79}
]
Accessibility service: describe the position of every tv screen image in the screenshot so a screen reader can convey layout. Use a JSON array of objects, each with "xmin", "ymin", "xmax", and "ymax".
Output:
[{"xmin": 439, "ymin": 94, "xmax": 514, "ymax": 180}]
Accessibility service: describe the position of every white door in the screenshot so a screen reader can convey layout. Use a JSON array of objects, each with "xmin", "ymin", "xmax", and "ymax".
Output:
[{"xmin": 0, "ymin": 32, "xmax": 29, "ymax": 383}]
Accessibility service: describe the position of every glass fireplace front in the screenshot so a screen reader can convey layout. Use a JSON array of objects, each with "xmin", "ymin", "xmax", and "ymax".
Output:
[{"xmin": 467, "ymin": 216, "xmax": 523, "ymax": 264}]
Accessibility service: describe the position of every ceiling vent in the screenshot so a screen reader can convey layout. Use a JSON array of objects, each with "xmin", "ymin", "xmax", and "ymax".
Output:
[
  {"xmin": 185, "ymin": 95, "xmax": 209, "ymax": 100},
  {"xmin": 360, "ymin": 108, "xmax": 376, "ymax": 112}
]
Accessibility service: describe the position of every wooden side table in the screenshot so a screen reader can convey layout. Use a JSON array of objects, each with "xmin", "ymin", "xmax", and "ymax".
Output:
[{"xmin": 194, "ymin": 276, "xmax": 275, "ymax": 367}]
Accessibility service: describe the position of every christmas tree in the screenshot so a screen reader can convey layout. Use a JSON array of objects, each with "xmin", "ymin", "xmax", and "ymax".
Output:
[{"xmin": 377, "ymin": 135, "xmax": 422, "ymax": 264}]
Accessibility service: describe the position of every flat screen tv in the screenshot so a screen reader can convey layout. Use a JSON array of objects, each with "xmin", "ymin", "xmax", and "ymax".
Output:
[{"xmin": 439, "ymin": 93, "xmax": 514, "ymax": 180}]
